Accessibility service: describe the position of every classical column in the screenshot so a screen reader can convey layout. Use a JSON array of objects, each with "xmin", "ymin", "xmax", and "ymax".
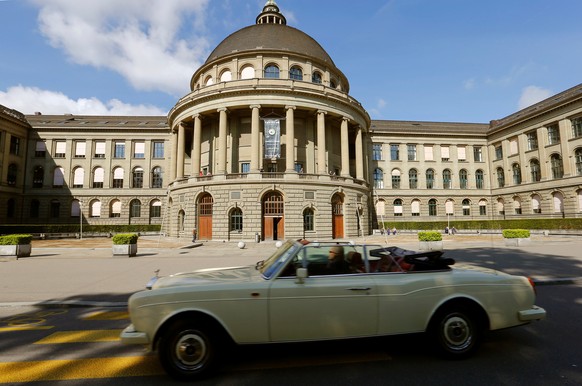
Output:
[
  {"xmin": 559, "ymin": 119, "xmax": 572, "ymax": 176},
  {"xmin": 250, "ymin": 105, "xmax": 261, "ymax": 173},
  {"xmin": 341, "ymin": 117, "xmax": 350, "ymax": 177},
  {"xmin": 170, "ymin": 127, "xmax": 178, "ymax": 181},
  {"xmin": 217, "ymin": 108, "xmax": 228, "ymax": 174},
  {"xmin": 285, "ymin": 105, "xmax": 296, "ymax": 172},
  {"xmin": 317, "ymin": 110, "xmax": 327, "ymax": 175},
  {"xmin": 177, "ymin": 122, "xmax": 185, "ymax": 179},
  {"xmin": 355, "ymin": 126, "xmax": 364, "ymax": 180},
  {"xmin": 191, "ymin": 114, "xmax": 202, "ymax": 176}
]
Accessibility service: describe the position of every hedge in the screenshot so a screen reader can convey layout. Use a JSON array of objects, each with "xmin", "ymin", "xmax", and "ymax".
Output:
[
  {"xmin": 381, "ymin": 218, "xmax": 582, "ymax": 231},
  {"xmin": 418, "ymin": 231, "xmax": 443, "ymax": 242},
  {"xmin": 0, "ymin": 224, "xmax": 161, "ymax": 235},
  {"xmin": 502, "ymin": 229, "xmax": 531, "ymax": 239},
  {"xmin": 112, "ymin": 233, "xmax": 139, "ymax": 245},
  {"xmin": 0, "ymin": 234, "xmax": 33, "ymax": 245}
]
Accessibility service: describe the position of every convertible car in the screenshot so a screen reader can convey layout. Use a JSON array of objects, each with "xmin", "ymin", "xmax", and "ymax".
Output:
[{"xmin": 121, "ymin": 240, "xmax": 546, "ymax": 380}]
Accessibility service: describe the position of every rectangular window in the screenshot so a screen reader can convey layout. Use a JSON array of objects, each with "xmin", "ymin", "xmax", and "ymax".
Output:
[
  {"xmin": 150, "ymin": 203, "xmax": 162, "ymax": 218},
  {"xmin": 32, "ymin": 141, "xmax": 45, "ymax": 157},
  {"xmin": 473, "ymin": 146, "xmax": 483, "ymax": 162},
  {"xmin": 74, "ymin": 141, "xmax": 86, "ymax": 158},
  {"xmin": 390, "ymin": 144, "xmax": 399, "ymax": 161},
  {"xmin": 509, "ymin": 138, "xmax": 518, "ymax": 155},
  {"xmin": 407, "ymin": 144, "xmax": 417, "ymax": 161},
  {"xmin": 547, "ymin": 125, "xmax": 560, "ymax": 145},
  {"xmin": 133, "ymin": 141, "xmax": 145, "ymax": 158},
  {"xmin": 94, "ymin": 141, "xmax": 106, "ymax": 158},
  {"xmin": 457, "ymin": 146, "xmax": 466, "ymax": 161},
  {"xmin": 294, "ymin": 163, "xmax": 303, "ymax": 173},
  {"xmin": 241, "ymin": 163, "xmax": 251, "ymax": 173},
  {"xmin": 114, "ymin": 141, "xmax": 125, "ymax": 158},
  {"xmin": 373, "ymin": 144, "xmax": 383, "ymax": 160},
  {"xmin": 424, "ymin": 145, "xmax": 433, "ymax": 161},
  {"xmin": 526, "ymin": 132, "xmax": 538, "ymax": 150},
  {"xmin": 152, "ymin": 141, "xmax": 164, "ymax": 158},
  {"xmin": 495, "ymin": 145, "xmax": 503, "ymax": 160},
  {"xmin": 54, "ymin": 140, "xmax": 66, "ymax": 158},
  {"xmin": 9, "ymin": 136, "xmax": 20, "ymax": 155},
  {"xmin": 441, "ymin": 146, "xmax": 450, "ymax": 161},
  {"xmin": 479, "ymin": 205, "xmax": 487, "ymax": 216},
  {"xmin": 573, "ymin": 118, "xmax": 582, "ymax": 138}
]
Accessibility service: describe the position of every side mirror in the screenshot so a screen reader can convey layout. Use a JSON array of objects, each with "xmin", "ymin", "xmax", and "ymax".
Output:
[{"xmin": 295, "ymin": 267, "xmax": 308, "ymax": 284}]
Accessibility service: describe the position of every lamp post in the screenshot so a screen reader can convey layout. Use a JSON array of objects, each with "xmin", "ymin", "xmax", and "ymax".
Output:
[{"xmin": 79, "ymin": 200, "xmax": 83, "ymax": 240}]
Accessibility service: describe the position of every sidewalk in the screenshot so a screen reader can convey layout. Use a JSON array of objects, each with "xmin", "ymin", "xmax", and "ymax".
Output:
[{"xmin": 1, "ymin": 234, "xmax": 581, "ymax": 308}]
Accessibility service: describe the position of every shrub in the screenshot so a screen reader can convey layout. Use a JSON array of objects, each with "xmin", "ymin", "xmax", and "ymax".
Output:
[
  {"xmin": 418, "ymin": 231, "xmax": 442, "ymax": 242},
  {"xmin": 0, "ymin": 234, "xmax": 33, "ymax": 245},
  {"xmin": 112, "ymin": 233, "xmax": 139, "ymax": 245},
  {"xmin": 502, "ymin": 229, "xmax": 531, "ymax": 239}
]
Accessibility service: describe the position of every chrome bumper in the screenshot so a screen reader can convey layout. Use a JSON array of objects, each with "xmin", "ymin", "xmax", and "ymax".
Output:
[
  {"xmin": 120, "ymin": 324, "xmax": 150, "ymax": 345},
  {"xmin": 518, "ymin": 305, "xmax": 547, "ymax": 321}
]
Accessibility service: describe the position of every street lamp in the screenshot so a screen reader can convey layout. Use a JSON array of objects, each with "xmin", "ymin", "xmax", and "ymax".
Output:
[{"xmin": 79, "ymin": 200, "xmax": 83, "ymax": 240}]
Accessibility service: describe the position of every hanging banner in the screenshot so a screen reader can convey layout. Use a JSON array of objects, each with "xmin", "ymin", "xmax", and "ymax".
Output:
[{"xmin": 264, "ymin": 118, "xmax": 281, "ymax": 159}]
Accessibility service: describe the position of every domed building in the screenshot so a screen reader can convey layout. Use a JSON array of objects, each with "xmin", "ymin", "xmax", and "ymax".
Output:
[{"xmin": 165, "ymin": 1, "xmax": 372, "ymax": 241}]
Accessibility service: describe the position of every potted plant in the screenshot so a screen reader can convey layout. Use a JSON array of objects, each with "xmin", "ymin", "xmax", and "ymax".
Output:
[
  {"xmin": 112, "ymin": 233, "xmax": 139, "ymax": 257},
  {"xmin": 418, "ymin": 231, "xmax": 443, "ymax": 251},
  {"xmin": 0, "ymin": 234, "xmax": 33, "ymax": 259},
  {"xmin": 502, "ymin": 229, "xmax": 531, "ymax": 246}
]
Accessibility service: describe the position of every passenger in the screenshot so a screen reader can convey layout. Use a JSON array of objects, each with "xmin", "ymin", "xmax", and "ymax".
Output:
[{"xmin": 327, "ymin": 246, "xmax": 348, "ymax": 274}]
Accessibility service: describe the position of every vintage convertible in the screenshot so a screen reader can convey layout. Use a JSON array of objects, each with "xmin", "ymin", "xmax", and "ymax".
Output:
[{"xmin": 121, "ymin": 240, "xmax": 546, "ymax": 380}]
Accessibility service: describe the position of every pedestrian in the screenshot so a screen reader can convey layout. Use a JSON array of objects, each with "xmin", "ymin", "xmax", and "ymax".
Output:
[
  {"xmin": 445, "ymin": 226, "xmax": 449, "ymax": 234},
  {"xmin": 451, "ymin": 226, "xmax": 457, "ymax": 235},
  {"xmin": 392, "ymin": 227, "xmax": 397, "ymax": 235}
]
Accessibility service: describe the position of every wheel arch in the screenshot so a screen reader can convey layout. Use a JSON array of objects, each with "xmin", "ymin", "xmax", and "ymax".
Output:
[{"xmin": 428, "ymin": 296, "xmax": 490, "ymax": 332}]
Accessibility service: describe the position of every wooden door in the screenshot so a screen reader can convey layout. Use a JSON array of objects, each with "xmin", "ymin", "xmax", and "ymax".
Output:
[
  {"xmin": 198, "ymin": 194, "xmax": 213, "ymax": 240},
  {"xmin": 332, "ymin": 194, "xmax": 344, "ymax": 239}
]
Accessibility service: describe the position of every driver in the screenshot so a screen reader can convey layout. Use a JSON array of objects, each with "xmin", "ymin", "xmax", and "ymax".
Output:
[{"xmin": 327, "ymin": 246, "xmax": 348, "ymax": 274}]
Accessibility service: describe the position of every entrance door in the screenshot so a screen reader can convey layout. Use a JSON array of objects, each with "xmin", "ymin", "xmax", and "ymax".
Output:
[
  {"xmin": 198, "ymin": 193, "xmax": 213, "ymax": 240},
  {"xmin": 332, "ymin": 193, "xmax": 344, "ymax": 239},
  {"xmin": 263, "ymin": 192, "xmax": 284, "ymax": 241}
]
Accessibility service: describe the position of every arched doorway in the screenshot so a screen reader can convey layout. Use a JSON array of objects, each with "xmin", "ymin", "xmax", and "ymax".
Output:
[
  {"xmin": 262, "ymin": 192, "xmax": 284, "ymax": 241},
  {"xmin": 331, "ymin": 193, "xmax": 344, "ymax": 239},
  {"xmin": 198, "ymin": 193, "xmax": 213, "ymax": 240}
]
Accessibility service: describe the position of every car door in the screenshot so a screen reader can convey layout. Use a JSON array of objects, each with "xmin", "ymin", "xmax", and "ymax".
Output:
[{"xmin": 268, "ymin": 272, "xmax": 377, "ymax": 342}]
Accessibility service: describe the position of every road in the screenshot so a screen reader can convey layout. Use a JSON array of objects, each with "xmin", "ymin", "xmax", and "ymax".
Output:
[{"xmin": 0, "ymin": 283, "xmax": 580, "ymax": 386}]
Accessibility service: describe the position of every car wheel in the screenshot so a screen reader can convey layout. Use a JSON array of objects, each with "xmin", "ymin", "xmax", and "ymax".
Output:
[
  {"xmin": 158, "ymin": 320, "xmax": 218, "ymax": 380},
  {"xmin": 430, "ymin": 307, "xmax": 481, "ymax": 359}
]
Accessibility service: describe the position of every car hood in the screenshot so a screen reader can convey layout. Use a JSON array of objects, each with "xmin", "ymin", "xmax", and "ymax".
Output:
[{"xmin": 150, "ymin": 266, "xmax": 259, "ymax": 289}]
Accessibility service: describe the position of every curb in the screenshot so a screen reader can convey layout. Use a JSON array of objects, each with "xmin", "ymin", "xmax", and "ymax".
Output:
[{"xmin": 0, "ymin": 300, "xmax": 127, "ymax": 309}]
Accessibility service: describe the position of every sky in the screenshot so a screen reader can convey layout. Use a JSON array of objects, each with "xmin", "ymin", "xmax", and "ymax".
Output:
[{"xmin": 1, "ymin": 0, "xmax": 581, "ymax": 123}]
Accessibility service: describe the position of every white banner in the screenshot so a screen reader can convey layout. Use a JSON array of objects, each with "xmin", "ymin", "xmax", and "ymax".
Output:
[{"xmin": 264, "ymin": 119, "xmax": 281, "ymax": 159}]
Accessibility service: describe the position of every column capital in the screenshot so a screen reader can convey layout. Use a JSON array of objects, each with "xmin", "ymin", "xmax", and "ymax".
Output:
[
  {"xmin": 316, "ymin": 109, "xmax": 327, "ymax": 115},
  {"xmin": 250, "ymin": 104, "xmax": 261, "ymax": 110},
  {"xmin": 342, "ymin": 116, "xmax": 350, "ymax": 122},
  {"xmin": 285, "ymin": 105, "xmax": 296, "ymax": 111},
  {"xmin": 192, "ymin": 113, "xmax": 203, "ymax": 120},
  {"xmin": 217, "ymin": 107, "xmax": 229, "ymax": 114}
]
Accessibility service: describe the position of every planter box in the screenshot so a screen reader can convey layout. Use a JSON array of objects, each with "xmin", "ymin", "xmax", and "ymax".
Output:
[
  {"xmin": 418, "ymin": 241, "xmax": 443, "ymax": 251},
  {"xmin": 112, "ymin": 244, "xmax": 138, "ymax": 257},
  {"xmin": 504, "ymin": 237, "xmax": 531, "ymax": 247},
  {"xmin": 0, "ymin": 244, "xmax": 32, "ymax": 258}
]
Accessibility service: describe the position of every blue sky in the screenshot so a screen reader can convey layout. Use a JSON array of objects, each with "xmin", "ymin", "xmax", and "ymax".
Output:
[{"xmin": 1, "ymin": 0, "xmax": 581, "ymax": 123}]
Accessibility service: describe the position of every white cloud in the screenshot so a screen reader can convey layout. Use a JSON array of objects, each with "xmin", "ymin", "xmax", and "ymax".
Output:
[
  {"xmin": 30, "ymin": 0, "xmax": 211, "ymax": 96},
  {"xmin": 0, "ymin": 85, "xmax": 167, "ymax": 115},
  {"xmin": 518, "ymin": 85, "xmax": 553, "ymax": 110},
  {"xmin": 463, "ymin": 78, "xmax": 476, "ymax": 90}
]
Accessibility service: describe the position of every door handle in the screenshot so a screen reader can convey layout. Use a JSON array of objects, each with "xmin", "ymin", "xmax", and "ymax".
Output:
[{"xmin": 347, "ymin": 287, "xmax": 371, "ymax": 291}]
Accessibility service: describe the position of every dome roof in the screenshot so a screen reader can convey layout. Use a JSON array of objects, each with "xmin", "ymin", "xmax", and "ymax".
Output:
[{"xmin": 205, "ymin": 23, "xmax": 335, "ymax": 67}]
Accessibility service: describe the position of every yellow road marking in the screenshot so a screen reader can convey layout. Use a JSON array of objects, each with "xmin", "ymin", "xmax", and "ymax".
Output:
[
  {"xmin": 0, "ymin": 326, "xmax": 54, "ymax": 332},
  {"xmin": 82, "ymin": 311, "xmax": 129, "ymax": 320},
  {"xmin": 35, "ymin": 330, "xmax": 122, "ymax": 344},
  {"xmin": 0, "ymin": 356, "xmax": 163, "ymax": 383}
]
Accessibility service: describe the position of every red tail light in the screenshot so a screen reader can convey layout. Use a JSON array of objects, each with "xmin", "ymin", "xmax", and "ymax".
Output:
[{"xmin": 527, "ymin": 277, "xmax": 537, "ymax": 294}]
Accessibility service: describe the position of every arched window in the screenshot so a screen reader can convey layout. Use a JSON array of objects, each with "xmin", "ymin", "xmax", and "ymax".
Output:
[
  {"xmin": 393, "ymin": 199, "xmax": 403, "ymax": 217},
  {"xmin": 264, "ymin": 64, "xmax": 279, "ymax": 79},
  {"xmin": 7, "ymin": 164, "xmax": 17, "ymax": 186},
  {"xmin": 553, "ymin": 191, "xmax": 564, "ymax": 213},
  {"xmin": 513, "ymin": 196, "xmax": 522, "ymax": 214},
  {"xmin": 33, "ymin": 166, "xmax": 44, "ymax": 188},
  {"xmin": 531, "ymin": 194, "xmax": 542, "ymax": 214},
  {"xmin": 289, "ymin": 66, "xmax": 303, "ymax": 80},
  {"xmin": 428, "ymin": 199, "xmax": 437, "ymax": 216},
  {"xmin": 31, "ymin": 200, "xmax": 40, "ymax": 218},
  {"xmin": 7, "ymin": 198, "xmax": 15, "ymax": 218},
  {"xmin": 53, "ymin": 167, "xmax": 64, "ymax": 188},
  {"xmin": 132, "ymin": 167, "xmax": 144, "ymax": 188},
  {"xmin": 303, "ymin": 208, "xmax": 315, "ymax": 231},
  {"xmin": 90, "ymin": 200, "xmax": 101, "ymax": 218},
  {"xmin": 496, "ymin": 167, "xmax": 505, "ymax": 188},
  {"xmin": 476, "ymin": 169, "xmax": 484, "ymax": 189},
  {"xmin": 512, "ymin": 164, "xmax": 522, "ymax": 185},
  {"xmin": 497, "ymin": 198, "xmax": 505, "ymax": 215},
  {"xmin": 373, "ymin": 168, "xmax": 384, "ymax": 189},
  {"xmin": 219, "ymin": 70, "xmax": 232, "ymax": 82},
  {"xmin": 443, "ymin": 169, "xmax": 452, "ymax": 189},
  {"xmin": 391, "ymin": 169, "xmax": 401, "ymax": 189},
  {"xmin": 152, "ymin": 167, "xmax": 163, "ymax": 188},
  {"xmin": 110, "ymin": 199, "xmax": 122, "ymax": 218},
  {"xmin": 459, "ymin": 169, "xmax": 468, "ymax": 189},
  {"xmin": 130, "ymin": 199, "xmax": 141, "ymax": 218},
  {"xmin": 376, "ymin": 199, "xmax": 386, "ymax": 217},
  {"xmin": 240, "ymin": 66, "xmax": 255, "ymax": 79},
  {"xmin": 575, "ymin": 148, "xmax": 582, "ymax": 176},
  {"xmin": 73, "ymin": 167, "xmax": 84, "ymax": 188},
  {"xmin": 312, "ymin": 71, "xmax": 322, "ymax": 84},
  {"xmin": 462, "ymin": 199, "xmax": 471, "ymax": 216},
  {"xmin": 50, "ymin": 199, "xmax": 60, "ymax": 218},
  {"xmin": 530, "ymin": 159, "xmax": 541, "ymax": 182},
  {"xmin": 411, "ymin": 199, "xmax": 421, "ymax": 216},
  {"xmin": 150, "ymin": 200, "xmax": 162, "ymax": 218},
  {"xmin": 409, "ymin": 169, "xmax": 418, "ymax": 189},
  {"xmin": 112, "ymin": 167, "xmax": 124, "ymax": 188},
  {"xmin": 426, "ymin": 169, "xmax": 435, "ymax": 189},
  {"xmin": 479, "ymin": 199, "xmax": 487, "ymax": 215},
  {"xmin": 92, "ymin": 167, "xmax": 104, "ymax": 188},
  {"xmin": 230, "ymin": 208, "xmax": 243, "ymax": 232},
  {"xmin": 71, "ymin": 200, "xmax": 80, "ymax": 217},
  {"xmin": 205, "ymin": 76, "xmax": 214, "ymax": 86},
  {"xmin": 550, "ymin": 154, "xmax": 564, "ymax": 179},
  {"xmin": 445, "ymin": 199, "xmax": 454, "ymax": 215}
]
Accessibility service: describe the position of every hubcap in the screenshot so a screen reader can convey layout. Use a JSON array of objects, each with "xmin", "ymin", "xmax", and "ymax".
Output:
[
  {"xmin": 175, "ymin": 333, "xmax": 207, "ymax": 368},
  {"xmin": 443, "ymin": 316, "xmax": 471, "ymax": 350}
]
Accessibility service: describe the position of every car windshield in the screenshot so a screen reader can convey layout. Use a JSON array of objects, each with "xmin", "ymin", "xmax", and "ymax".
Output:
[{"xmin": 258, "ymin": 240, "xmax": 300, "ymax": 279}]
